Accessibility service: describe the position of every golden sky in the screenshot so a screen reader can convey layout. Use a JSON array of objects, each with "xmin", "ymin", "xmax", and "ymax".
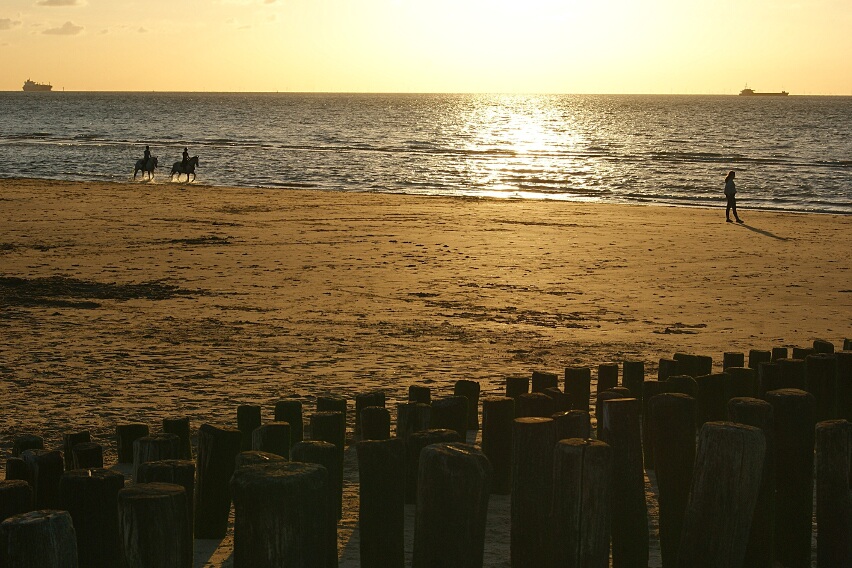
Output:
[{"xmin": 1, "ymin": 0, "xmax": 850, "ymax": 94}]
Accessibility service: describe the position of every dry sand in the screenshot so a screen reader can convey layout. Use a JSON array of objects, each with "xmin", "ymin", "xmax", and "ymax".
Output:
[{"xmin": 2, "ymin": 178, "xmax": 848, "ymax": 566}]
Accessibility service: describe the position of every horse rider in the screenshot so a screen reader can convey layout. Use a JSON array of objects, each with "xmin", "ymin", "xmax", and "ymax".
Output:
[
  {"xmin": 143, "ymin": 145, "xmax": 151, "ymax": 164},
  {"xmin": 181, "ymin": 147, "xmax": 189, "ymax": 169}
]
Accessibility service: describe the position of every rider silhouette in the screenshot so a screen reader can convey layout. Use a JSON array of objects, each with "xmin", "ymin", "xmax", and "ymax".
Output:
[
  {"xmin": 143, "ymin": 146, "xmax": 151, "ymax": 163},
  {"xmin": 181, "ymin": 148, "xmax": 189, "ymax": 169}
]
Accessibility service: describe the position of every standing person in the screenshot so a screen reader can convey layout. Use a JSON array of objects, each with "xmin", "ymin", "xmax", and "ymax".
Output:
[
  {"xmin": 724, "ymin": 170, "xmax": 743, "ymax": 223},
  {"xmin": 181, "ymin": 147, "xmax": 189, "ymax": 169}
]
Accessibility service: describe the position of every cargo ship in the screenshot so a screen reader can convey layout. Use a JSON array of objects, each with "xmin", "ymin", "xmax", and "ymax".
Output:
[
  {"xmin": 739, "ymin": 87, "xmax": 788, "ymax": 96},
  {"xmin": 22, "ymin": 79, "xmax": 53, "ymax": 92}
]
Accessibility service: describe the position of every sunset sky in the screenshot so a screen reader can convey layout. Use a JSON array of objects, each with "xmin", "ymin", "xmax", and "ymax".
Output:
[{"xmin": 1, "ymin": 0, "xmax": 850, "ymax": 94}]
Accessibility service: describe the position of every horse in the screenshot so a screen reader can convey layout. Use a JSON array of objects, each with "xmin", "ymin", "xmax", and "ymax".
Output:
[
  {"xmin": 133, "ymin": 156, "xmax": 158, "ymax": 180},
  {"xmin": 170, "ymin": 156, "xmax": 199, "ymax": 182}
]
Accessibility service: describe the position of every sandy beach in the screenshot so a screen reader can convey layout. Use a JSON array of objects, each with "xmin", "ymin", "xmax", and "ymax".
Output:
[{"xmin": 1, "ymin": 178, "xmax": 849, "ymax": 566}]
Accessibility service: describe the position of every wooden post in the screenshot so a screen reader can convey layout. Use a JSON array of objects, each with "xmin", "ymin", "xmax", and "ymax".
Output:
[
  {"xmin": 230, "ymin": 462, "xmax": 330, "ymax": 568},
  {"xmin": 641, "ymin": 380, "xmax": 669, "ymax": 469},
  {"xmin": 21, "ymin": 449, "xmax": 63, "ymax": 509},
  {"xmin": 274, "ymin": 399, "xmax": 304, "ymax": 449},
  {"xmin": 454, "ymin": 380, "xmax": 481, "ymax": 430},
  {"xmin": 251, "ymin": 422, "xmax": 291, "ymax": 459},
  {"xmin": 599, "ymin": 398, "xmax": 648, "ymax": 568},
  {"xmin": 764, "ymin": 388, "xmax": 816, "ymax": 568},
  {"xmin": 673, "ymin": 353, "xmax": 712, "ymax": 378},
  {"xmin": 136, "ymin": 459, "xmax": 196, "ymax": 546},
  {"xmin": 543, "ymin": 387, "xmax": 572, "ymax": 412},
  {"xmin": 748, "ymin": 349, "xmax": 772, "ymax": 370},
  {"xmin": 118, "ymin": 483, "xmax": 190, "ymax": 568},
  {"xmin": 792, "ymin": 347, "xmax": 815, "ymax": 360},
  {"xmin": 292, "ymin": 440, "xmax": 342, "ymax": 521},
  {"xmin": 564, "ymin": 367, "xmax": 591, "ymax": 412},
  {"xmin": 360, "ymin": 407, "xmax": 391, "ymax": 441},
  {"xmin": 413, "ymin": 443, "xmax": 491, "ymax": 568},
  {"xmin": 723, "ymin": 352, "xmax": 745, "ymax": 369},
  {"xmin": 597, "ymin": 362, "xmax": 619, "ymax": 393},
  {"xmin": 807, "ymin": 353, "xmax": 838, "ymax": 421},
  {"xmin": 61, "ymin": 431, "xmax": 90, "ymax": 471},
  {"xmin": 553, "ymin": 410, "xmax": 591, "ymax": 441},
  {"xmin": 516, "ymin": 392, "xmax": 555, "ymax": 418},
  {"xmin": 236, "ymin": 450, "xmax": 287, "ymax": 468},
  {"xmin": 236, "ymin": 404, "xmax": 262, "ymax": 452},
  {"xmin": 316, "ymin": 395, "xmax": 347, "ymax": 443},
  {"xmin": 845, "ymin": 339, "xmax": 852, "ymax": 351},
  {"xmin": 813, "ymin": 339, "xmax": 835, "ymax": 354},
  {"xmin": 59, "ymin": 468, "xmax": 125, "ymax": 568},
  {"xmin": 551, "ymin": 439, "xmax": 612, "ymax": 568},
  {"xmin": 771, "ymin": 347, "xmax": 788, "ymax": 361},
  {"xmin": 405, "ymin": 429, "xmax": 461, "ymax": 505},
  {"xmin": 649, "ymin": 393, "xmax": 696, "ymax": 568},
  {"xmin": 666, "ymin": 374, "xmax": 698, "ymax": 398},
  {"xmin": 194, "ymin": 424, "xmax": 241, "ymax": 539},
  {"xmin": 70, "ymin": 442, "xmax": 103, "ymax": 469},
  {"xmin": 162, "ymin": 418, "xmax": 193, "ymax": 460},
  {"xmin": 777, "ymin": 358, "xmax": 807, "ymax": 389},
  {"xmin": 511, "ymin": 417, "xmax": 556, "ymax": 568},
  {"xmin": 310, "ymin": 411, "xmax": 345, "ymax": 453},
  {"xmin": 532, "ymin": 371, "xmax": 559, "ymax": 393},
  {"xmin": 355, "ymin": 391, "xmax": 385, "ymax": 438},
  {"xmin": 727, "ymin": 397, "xmax": 775, "ymax": 568},
  {"xmin": 430, "ymin": 396, "xmax": 468, "ymax": 439},
  {"xmin": 481, "ymin": 397, "xmax": 514, "ymax": 495},
  {"xmin": 623, "ymin": 360, "xmax": 645, "ymax": 401},
  {"xmin": 396, "ymin": 402, "xmax": 431, "ymax": 441},
  {"xmin": 506, "ymin": 376, "xmax": 530, "ymax": 399},
  {"xmin": 658, "ymin": 358, "xmax": 680, "ymax": 381},
  {"xmin": 356, "ymin": 439, "xmax": 405, "ymax": 568},
  {"xmin": 839, "ymin": 351, "xmax": 852, "ymax": 421},
  {"xmin": 4, "ymin": 459, "xmax": 28, "ymax": 483},
  {"xmin": 0, "ymin": 481, "xmax": 31, "ymax": 523},
  {"xmin": 758, "ymin": 361, "xmax": 782, "ymax": 396},
  {"xmin": 0, "ymin": 510, "xmax": 77, "ymax": 568},
  {"xmin": 595, "ymin": 390, "xmax": 629, "ymax": 437},
  {"xmin": 696, "ymin": 373, "xmax": 728, "ymax": 426},
  {"xmin": 676, "ymin": 422, "xmax": 766, "ymax": 568},
  {"xmin": 725, "ymin": 366, "xmax": 758, "ymax": 399},
  {"xmin": 815, "ymin": 419, "xmax": 852, "ymax": 568},
  {"xmin": 133, "ymin": 434, "xmax": 181, "ymax": 482},
  {"xmin": 11, "ymin": 434, "xmax": 43, "ymax": 458},
  {"xmin": 116, "ymin": 424, "xmax": 149, "ymax": 464},
  {"xmin": 408, "ymin": 385, "xmax": 431, "ymax": 404}
]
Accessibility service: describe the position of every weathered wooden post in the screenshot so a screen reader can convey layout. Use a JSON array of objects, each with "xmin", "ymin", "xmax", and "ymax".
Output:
[
  {"xmin": 813, "ymin": 339, "xmax": 835, "ymax": 354},
  {"xmin": 551, "ymin": 439, "xmax": 612, "ymax": 568},
  {"xmin": 553, "ymin": 409, "xmax": 591, "ymax": 441},
  {"xmin": 292, "ymin": 440, "xmax": 342, "ymax": 521},
  {"xmin": 725, "ymin": 366, "xmax": 758, "ymax": 399},
  {"xmin": 236, "ymin": 404, "xmax": 262, "ymax": 451},
  {"xmin": 235, "ymin": 451, "xmax": 286, "ymax": 468},
  {"xmin": 666, "ymin": 375, "xmax": 698, "ymax": 398},
  {"xmin": 764, "ymin": 388, "xmax": 816, "ymax": 568},
  {"xmin": 839, "ymin": 351, "xmax": 852, "ymax": 420},
  {"xmin": 597, "ymin": 362, "xmax": 619, "ymax": 393},
  {"xmin": 70, "ymin": 442, "xmax": 103, "ymax": 469},
  {"xmin": 354, "ymin": 391, "xmax": 385, "ymax": 438},
  {"xmin": 564, "ymin": 367, "xmax": 591, "ymax": 412},
  {"xmin": 274, "ymin": 399, "xmax": 304, "ymax": 449},
  {"xmin": 777, "ymin": 358, "xmax": 807, "ymax": 390},
  {"xmin": 0, "ymin": 481, "xmax": 31, "ymax": 523},
  {"xmin": 356, "ymin": 439, "xmax": 404, "ymax": 568},
  {"xmin": 481, "ymin": 397, "xmax": 514, "ymax": 495},
  {"xmin": 649, "ymin": 393, "xmax": 696, "ymax": 568},
  {"xmin": 845, "ymin": 339, "xmax": 852, "ymax": 351},
  {"xmin": 0, "ymin": 510, "xmax": 77, "ymax": 568},
  {"xmin": 251, "ymin": 422, "xmax": 291, "ymax": 459},
  {"xmin": 723, "ymin": 352, "xmax": 745, "ymax": 369},
  {"xmin": 515, "ymin": 392, "xmax": 555, "ymax": 418},
  {"xmin": 133, "ymin": 433, "xmax": 181, "ymax": 482},
  {"xmin": 194, "ymin": 424, "xmax": 241, "ymax": 539},
  {"xmin": 413, "ymin": 443, "xmax": 491, "ymax": 568},
  {"xmin": 118, "ymin": 483, "xmax": 190, "ymax": 568},
  {"xmin": 695, "ymin": 373, "xmax": 728, "ymax": 426},
  {"xmin": 116, "ymin": 424, "xmax": 149, "ymax": 464},
  {"xmin": 599, "ymin": 398, "xmax": 648, "ymax": 568},
  {"xmin": 136, "ymin": 459, "xmax": 196, "ymax": 545},
  {"xmin": 408, "ymin": 385, "xmax": 431, "ymax": 404},
  {"xmin": 673, "ymin": 353, "xmax": 712, "ymax": 378},
  {"xmin": 807, "ymin": 353, "xmax": 838, "ymax": 421},
  {"xmin": 429, "ymin": 397, "xmax": 469, "ymax": 439},
  {"xmin": 4, "ymin": 459, "xmax": 28, "ymax": 483},
  {"xmin": 543, "ymin": 387, "xmax": 572, "ymax": 412},
  {"xmin": 658, "ymin": 358, "xmax": 680, "ymax": 381},
  {"xmin": 162, "ymin": 418, "xmax": 193, "ymax": 460},
  {"xmin": 230, "ymin": 462, "xmax": 330, "ymax": 568},
  {"xmin": 454, "ymin": 380, "xmax": 481, "ymax": 430},
  {"xmin": 511, "ymin": 417, "xmax": 556, "ymax": 568},
  {"xmin": 758, "ymin": 361, "xmax": 782, "ymax": 395},
  {"xmin": 310, "ymin": 411, "xmax": 345, "ymax": 453},
  {"xmin": 676, "ymin": 422, "xmax": 766, "ymax": 568},
  {"xmin": 642, "ymin": 380, "xmax": 669, "ymax": 469},
  {"xmin": 595, "ymin": 390, "xmax": 629, "ymax": 437},
  {"xmin": 11, "ymin": 434, "xmax": 43, "ymax": 458},
  {"xmin": 21, "ymin": 449, "xmax": 63, "ymax": 509},
  {"xmin": 360, "ymin": 406, "xmax": 391, "ymax": 440},
  {"xmin": 748, "ymin": 349, "xmax": 772, "ymax": 370},
  {"xmin": 506, "ymin": 376, "xmax": 529, "ymax": 399},
  {"xmin": 317, "ymin": 395, "xmax": 347, "ymax": 443},
  {"xmin": 59, "ymin": 468, "xmax": 125, "ymax": 568},
  {"xmin": 532, "ymin": 371, "xmax": 559, "ymax": 393},
  {"xmin": 61, "ymin": 432, "xmax": 90, "ymax": 471},
  {"xmin": 771, "ymin": 347, "xmax": 788, "ymax": 361},
  {"xmin": 396, "ymin": 402, "xmax": 431, "ymax": 441},
  {"xmin": 727, "ymin": 397, "xmax": 775, "ymax": 568},
  {"xmin": 404, "ymin": 429, "xmax": 461, "ymax": 504},
  {"xmin": 815, "ymin": 419, "xmax": 852, "ymax": 568},
  {"xmin": 623, "ymin": 360, "xmax": 645, "ymax": 401},
  {"xmin": 792, "ymin": 347, "xmax": 815, "ymax": 360}
]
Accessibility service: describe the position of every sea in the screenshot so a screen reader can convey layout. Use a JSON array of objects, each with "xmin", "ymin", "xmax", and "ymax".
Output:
[{"xmin": 1, "ymin": 92, "xmax": 850, "ymax": 214}]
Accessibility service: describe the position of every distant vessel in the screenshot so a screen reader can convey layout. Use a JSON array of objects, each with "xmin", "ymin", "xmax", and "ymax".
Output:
[
  {"xmin": 739, "ymin": 86, "xmax": 788, "ymax": 96},
  {"xmin": 22, "ymin": 79, "xmax": 53, "ymax": 92}
]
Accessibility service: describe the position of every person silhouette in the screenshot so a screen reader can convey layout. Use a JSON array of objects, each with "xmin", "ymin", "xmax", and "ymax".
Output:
[
  {"xmin": 143, "ymin": 145, "xmax": 151, "ymax": 164},
  {"xmin": 724, "ymin": 170, "xmax": 743, "ymax": 223},
  {"xmin": 181, "ymin": 147, "xmax": 189, "ymax": 169}
]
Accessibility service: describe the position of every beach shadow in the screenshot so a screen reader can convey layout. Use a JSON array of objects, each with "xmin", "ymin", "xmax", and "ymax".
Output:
[{"xmin": 736, "ymin": 222, "xmax": 790, "ymax": 241}]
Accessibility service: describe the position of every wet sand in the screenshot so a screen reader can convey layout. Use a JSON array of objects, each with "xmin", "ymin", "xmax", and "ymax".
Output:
[{"xmin": 2, "ymin": 178, "xmax": 848, "ymax": 566}]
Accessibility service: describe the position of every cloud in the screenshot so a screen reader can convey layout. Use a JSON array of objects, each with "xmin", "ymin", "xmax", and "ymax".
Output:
[
  {"xmin": 36, "ymin": 0, "xmax": 82, "ymax": 6},
  {"xmin": 0, "ymin": 18, "xmax": 22, "ymax": 30},
  {"xmin": 42, "ymin": 21, "xmax": 83, "ymax": 35},
  {"xmin": 138, "ymin": 27, "xmax": 147, "ymax": 33}
]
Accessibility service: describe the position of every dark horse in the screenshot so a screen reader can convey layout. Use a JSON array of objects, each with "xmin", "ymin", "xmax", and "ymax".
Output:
[
  {"xmin": 170, "ymin": 156, "xmax": 199, "ymax": 182},
  {"xmin": 133, "ymin": 156, "xmax": 158, "ymax": 180}
]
